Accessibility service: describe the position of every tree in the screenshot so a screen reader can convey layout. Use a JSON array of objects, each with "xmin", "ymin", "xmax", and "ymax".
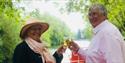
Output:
[
  {"xmin": 82, "ymin": 22, "xmax": 93, "ymax": 40},
  {"xmin": 0, "ymin": 0, "xmax": 22, "ymax": 63},
  {"xmin": 76, "ymin": 29, "xmax": 83, "ymax": 40}
]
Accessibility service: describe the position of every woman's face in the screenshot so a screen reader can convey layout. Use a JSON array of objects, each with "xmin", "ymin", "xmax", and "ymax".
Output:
[{"xmin": 27, "ymin": 25, "xmax": 42, "ymax": 42}]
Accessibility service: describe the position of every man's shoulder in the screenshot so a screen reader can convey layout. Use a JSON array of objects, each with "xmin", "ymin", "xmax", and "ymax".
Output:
[{"xmin": 101, "ymin": 21, "xmax": 118, "ymax": 33}]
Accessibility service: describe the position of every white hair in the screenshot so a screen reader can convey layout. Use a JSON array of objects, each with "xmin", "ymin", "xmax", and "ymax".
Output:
[{"xmin": 89, "ymin": 4, "xmax": 107, "ymax": 16}]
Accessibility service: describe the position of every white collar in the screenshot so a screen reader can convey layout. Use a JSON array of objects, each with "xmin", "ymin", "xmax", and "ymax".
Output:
[{"xmin": 93, "ymin": 19, "xmax": 108, "ymax": 34}]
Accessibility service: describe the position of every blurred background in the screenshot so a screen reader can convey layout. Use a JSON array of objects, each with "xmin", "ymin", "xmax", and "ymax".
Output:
[{"xmin": 0, "ymin": 0, "xmax": 125, "ymax": 63}]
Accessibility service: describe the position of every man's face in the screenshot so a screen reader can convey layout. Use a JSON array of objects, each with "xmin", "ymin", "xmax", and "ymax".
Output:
[{"xmin": 88, "ymin": 8, "xmax": 104, "ymax": 27}]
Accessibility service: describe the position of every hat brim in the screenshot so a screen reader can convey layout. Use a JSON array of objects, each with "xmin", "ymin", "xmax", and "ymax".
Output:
[{"xmin": 20, "ymin": 22, "xmax": 49, "ymax": 39}]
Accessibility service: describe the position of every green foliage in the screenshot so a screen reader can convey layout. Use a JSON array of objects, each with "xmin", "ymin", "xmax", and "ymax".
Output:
[
  {"xmin": 0, "ymin": 0, "xmax": 22, "ymax": 63},
  {"xmin": 63, "ymin": 0, "xmax": 93, "ymax": 40},
  {"xmin": 82, "ymin": 22, "xmax": 93, "ymax": 40}
]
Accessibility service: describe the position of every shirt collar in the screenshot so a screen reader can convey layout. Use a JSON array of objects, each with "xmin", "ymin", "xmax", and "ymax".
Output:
[{"xmin": 93, "ymin": 19, "xmax": 108, "ymax": 34}]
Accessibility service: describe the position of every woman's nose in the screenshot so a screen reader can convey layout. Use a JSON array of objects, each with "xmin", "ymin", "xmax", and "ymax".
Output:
[{"xmin": 35, "ymin": 29, "xmax": 41, "ymax": 33}]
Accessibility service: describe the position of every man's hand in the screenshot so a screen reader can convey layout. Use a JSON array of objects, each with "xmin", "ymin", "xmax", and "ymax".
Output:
[{"xmin": 68, "ymin": 41, "xmax": 80, "ymax": 53}]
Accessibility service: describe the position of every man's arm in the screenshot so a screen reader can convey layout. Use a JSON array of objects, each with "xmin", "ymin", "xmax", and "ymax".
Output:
[
  {"xmin": 77, "ymin": 48, "xmax": 86, "ymax": 59},
  {"xmin": 99, "ymin": 33, "xmax": 124, "ymax": 63}
]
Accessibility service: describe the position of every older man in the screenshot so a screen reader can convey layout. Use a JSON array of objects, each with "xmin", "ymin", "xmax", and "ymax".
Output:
[{"xmin": 69, "ymin": 4, "xmax": 125, "ymax": 63}]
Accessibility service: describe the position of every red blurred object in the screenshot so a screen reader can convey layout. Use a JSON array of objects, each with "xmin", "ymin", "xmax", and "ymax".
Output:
[{"xmin": 70, "ymin": 52, "xmax": 85, "ymax": 63}]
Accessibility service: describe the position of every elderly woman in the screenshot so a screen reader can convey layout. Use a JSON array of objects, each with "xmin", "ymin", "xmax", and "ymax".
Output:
[{"xmin": 13, "ymin": 19, "xmax": 66, "ymax": 63}]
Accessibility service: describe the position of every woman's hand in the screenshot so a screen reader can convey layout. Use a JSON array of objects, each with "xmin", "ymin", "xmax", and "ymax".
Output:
[{"xmin": 56, "ymin": 45, "xmax": 67, "ymax": 55}]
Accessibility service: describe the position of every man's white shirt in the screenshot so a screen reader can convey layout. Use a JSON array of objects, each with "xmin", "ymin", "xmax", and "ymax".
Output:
[{"xmin": 78, "ymin": 20, "xmax": 125, "ymax": 63}]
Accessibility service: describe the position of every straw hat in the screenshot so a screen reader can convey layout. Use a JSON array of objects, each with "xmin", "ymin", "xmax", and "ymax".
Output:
[{"xmin": 20, "ymin": 18, "xmax": 49, "ymax": 39}]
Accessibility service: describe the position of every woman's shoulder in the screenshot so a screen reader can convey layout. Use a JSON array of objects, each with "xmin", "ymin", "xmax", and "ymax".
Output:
[{"xmin": 15, "ymin": 41, "xmax": 28, "ymax": 50}]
